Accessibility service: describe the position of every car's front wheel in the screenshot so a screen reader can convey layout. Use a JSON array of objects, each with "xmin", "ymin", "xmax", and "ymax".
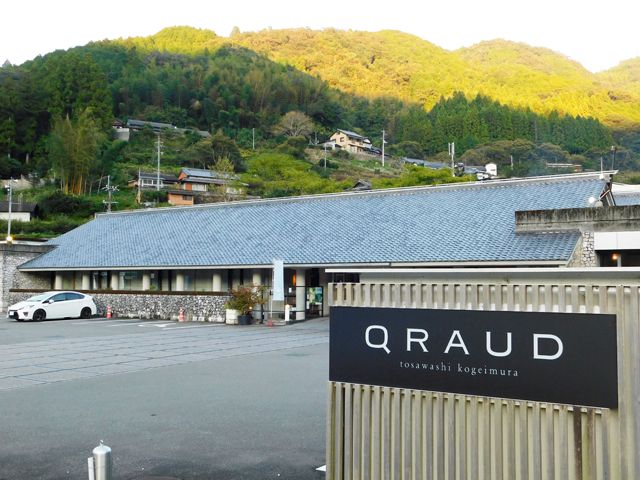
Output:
[
  {"xmin": 32, "ymin": 309, "xmax": 46, "ymax": 322},
  {"xmin": 80, "ymin": 307, "xmax": 92, "ymax": 319}
]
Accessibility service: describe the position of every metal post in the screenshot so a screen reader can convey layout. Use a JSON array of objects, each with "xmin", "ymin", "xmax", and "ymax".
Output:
[
  {"xmin": 381, "ymin": 130, "xmax": 385, "ymax": 167},
  {"xmin": 252, "ymin": 128, "xmax": 255, "ymax": 149},
  {"xmin": 88, "ymin": 442, "xmax": 112, "ymax": 480},
  {"xmin": 6, "ymin": 177, "xmax": 13, "ymax": 242}
]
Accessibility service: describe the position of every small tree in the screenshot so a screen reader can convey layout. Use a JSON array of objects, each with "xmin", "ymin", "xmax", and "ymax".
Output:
[
  {"xmin": 225, "ymin": 283, "xmax": 266, "ymax": 315},
  {"xmin": 274, "ymin": 111, "xmax": 313, "ymax": 138}
]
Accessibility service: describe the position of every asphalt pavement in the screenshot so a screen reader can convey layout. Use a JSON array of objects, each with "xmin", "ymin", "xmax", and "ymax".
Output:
[{"xmin": 0, "ymin": 316, "xmax": 330, "ymax": 480}]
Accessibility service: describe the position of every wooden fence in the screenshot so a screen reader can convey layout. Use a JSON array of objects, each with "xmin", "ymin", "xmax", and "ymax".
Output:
[{"xmin": 326, "ymin": 280, "xmax": 640, "ymax": 480}]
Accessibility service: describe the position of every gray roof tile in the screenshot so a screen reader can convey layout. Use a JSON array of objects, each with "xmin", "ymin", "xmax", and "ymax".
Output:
[{"xmin": 20, "ymin": 175, "xmax": 608, "ymax": 270}]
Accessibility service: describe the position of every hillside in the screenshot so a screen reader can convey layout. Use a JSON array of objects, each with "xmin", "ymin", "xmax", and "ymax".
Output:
[{"xmin": 198, "ymin": 28, "xmax": 640, "ymax": 128}]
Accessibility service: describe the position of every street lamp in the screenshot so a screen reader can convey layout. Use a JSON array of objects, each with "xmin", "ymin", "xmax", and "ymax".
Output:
[{"xmin": 5, "ymin": 178, "xmax": 17, "ymax": 243}]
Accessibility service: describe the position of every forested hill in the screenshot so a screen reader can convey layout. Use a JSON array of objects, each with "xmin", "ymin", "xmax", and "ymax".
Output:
[
  {"xmin": 195, "ymin": 28, "xmax": 640, "ymax": 129},
  {"xmin": 0, "ymin": 25, "xmax": 638, "ymax": 185}
]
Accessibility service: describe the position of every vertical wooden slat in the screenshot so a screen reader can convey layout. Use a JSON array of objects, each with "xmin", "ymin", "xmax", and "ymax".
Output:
[
  {"xmin": 402, "ymin": 390, "xmax": 411, "ymax": 480},
  {"xmin": 495, "ymin": 400, "xmax": 503, "ymax": 480},
  {"xmin": 519, "ymin": 284, "xmax": 527, "ymax": 312},
  {"xmin": 545, "ymin": 284, "xmax": 553, "ymax": 313},
  {"xmin": 495, "ymin": 284, "xmax": 503, "ymax": 311},
  {"xmin": 363, "ymin": 386, "xmax": 372, "ymax": 480},
  {"xmin": 392, "ymin": 388, "xmax": 401, "ymax": 480},
  {"xmin": 460, "ymin": 284, "xmax": 467, "ymax": 310},
  {"xmin": 326, "ymin": 383, "xmax": 336, "ymax": 480},
  {"xmin": 460, "ymin": 396, "xmax": 467, "ymax": 480},
  {"xmin": 447, "ymin": 393, "xmax": 456, "ymax": 480},
  {"xmin": 436, "ymin": 392, "xmax": 445, "ymax": 480},
  {"xmin": 506, "ymin": 400, "xmax": 516, "ymax": 480},
  {"xmin": 630, "ymin": 287, "xmax": 640, "ymax": 480},
  {"xmin": 382, "ymin": 387, "xmax": 392, "ymax": 479},
  {"xmin": 426, "ymin": 284, "xmax": 433, "ymax": 309},
  {"xmin": 587, "ymin": 409, "xmax": 596, "ymax": 480},
  {"xmin": 344, "ymin": 384, "xmax": 353, "ymax": 480},
  {"xmin": 520, "ymin": 402, "xmax": 529, "ymax": 480},
  {"xmin": 372, "ymin": 386, "xmax": 382, "ymax": 479},
  {"xmin": 602, "ymin": 408, "xmax": 611, "ymax": 480},
  {"xmin": 507, "ymin": 285, "xmax": 515, "ymax": 311},
  {"xmin": 425, "ymin": 393, "xmax": 434, "ymax": 480},
  {"xmin": 533, "ymin": 402, "xmax": 542, "ymax": 480},
  {"xmin": 615, "ymin": 286, "xmax": 628, "ymax": 480},
  {"xmin": 354, "ymin": 283, "xmax": 362, "ymax": 307},
  {"xmin": 571, "ymin": 284, "xmax": 580, "ymax": 314},
  {"xmin": 573, "ymin": 407, "xmax": 583, "ymax": 480},
  {"xmin": 353, "ymin": 385, "xmax": 362, "ymax": 480},
  {"xmin": 585, "ymin": 286, "xmax": 594, "ymax": 314},
  {"xmin": 482, "ymin": 284, "xmax": 491, "ymax": 311},
  {"xmin": 448, "ymin": 284, "xmax": 456, "ymax": 310},
  {"xmin": 470, "ymin": 397, "xmax": 479, "ymax": 480},
  {"xmin": 334, "ymin": 383, "xmax": 346, "ymax": 480},
  {"xmin": 547, "ymin": 404, "xmax": 555, "ymax": 480},
  {"xmin": 558, "ymin": 285, "xmax": 566, "ymax": 313},
  {"xmin": 483, "ymin": 398, "xmax": 491, "ymax": 480},
  {"xmin": 412, "ymin": 392, "xmax": 422, "ymax": 480},
  {"xmin": 558, "ymin": 404, "xmax": 568, "ymax": 480},
  {"xmin": 532, "ymin": 285, "xmax": 540, "ymax": 312},
  {"xmin": 435, "ymin": 284, "xmax": 444, "ymax": 310},
  {"xmin": 415, "ymin": 284, "xmax": 423, "ymax": 309}
]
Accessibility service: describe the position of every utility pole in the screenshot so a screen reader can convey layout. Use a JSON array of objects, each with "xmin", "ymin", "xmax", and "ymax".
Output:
[
  {"xmin": 324, "ymin": 143, "xmax": 327, "ymax": 169},
  {"xmin": 448, "ymin": 142, "xmax": 455, "ymax": 176},
  {"xmin": 156, "ymin": 135, "xmax": 163, "ymax": 192},
  {"xmin": 381, "ymin": 130, "xmax": 386, "ymax": 167},
  {"xmin": 102, "ymin": 176, "xmax": 119, "ymax": 213},
  {"xmin": 5, "ymin": 178, "xmax": 16, "ymax": 243},
  {"xmin": 610, "ymin": 146, "xmax": 617, "ymax": 170},
  {"xmin": 137, "ymin": 168, "xmax": 141, "ymax": 203},
  {"xmin": 252, "ymin": 128, "xmax": 255, "ymax": 150}
]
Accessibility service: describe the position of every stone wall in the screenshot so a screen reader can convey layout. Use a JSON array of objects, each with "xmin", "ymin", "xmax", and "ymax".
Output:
[
  {"xmin": 0, "ymin": 244, "xmax": 55, "ymax": 309},
  {"xmin": 567, "ymin": 232, "xmax": 597, "ymax": 268},
  {"xmin": 7, "ymin": 290, "xmax": 235, "ymax": 322}
]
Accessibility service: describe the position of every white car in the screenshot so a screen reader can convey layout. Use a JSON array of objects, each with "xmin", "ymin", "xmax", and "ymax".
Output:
[{"xmin": 7, "ymin": 291, "xmax": 97, "ymax": 322}]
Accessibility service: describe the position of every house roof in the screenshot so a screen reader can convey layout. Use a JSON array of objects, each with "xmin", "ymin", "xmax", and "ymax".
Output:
[
  {"xmin": 137, "ymin": 172, "xmax": 179, "ymax": 182},
  {"xmin": 335, "ymin": 129, "xmax": 365, "ymax": 140},
  {"xmin": 181, "ymin": 168, "xmax": 239, "ymax": 181},
  {"xmin": 0, "ymin": 201, "xmax": 38, "ymax": 213},
  {"xmin": 614, "ymin": 194, "xmax": 640, "ymax": 206},
  {"xmin": 19, "ymin": 173, "xmax": 611, "ymax": 271}
]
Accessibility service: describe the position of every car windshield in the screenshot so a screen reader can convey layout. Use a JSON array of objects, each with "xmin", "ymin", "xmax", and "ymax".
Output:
[{"xmin": 26, "ymin": 293, "xmax": 51, "ymax": 302}]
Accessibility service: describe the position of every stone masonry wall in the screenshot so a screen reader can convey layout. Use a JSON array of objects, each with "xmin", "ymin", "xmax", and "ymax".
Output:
[
  {"xmin": 0, "ymin": 244, "xmax": 55, "ymax": 309},
  {"xmin": 567, "ymin": 232, "xmax": 597, "ymax": 268},
  {"xmin": 7, "ymin": 290, "xmax": 233, "ymax": 322}
]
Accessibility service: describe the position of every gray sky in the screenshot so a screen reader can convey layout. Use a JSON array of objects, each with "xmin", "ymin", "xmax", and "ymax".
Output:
[{"xmin": 2, "ymin": 0, "xmax": 638, "ymax": 73}]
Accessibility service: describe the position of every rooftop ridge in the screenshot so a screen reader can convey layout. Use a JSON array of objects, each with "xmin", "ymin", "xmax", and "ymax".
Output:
[{"xmin": 95, "ymin": 171, "xmax": 615, "ymax": 219}]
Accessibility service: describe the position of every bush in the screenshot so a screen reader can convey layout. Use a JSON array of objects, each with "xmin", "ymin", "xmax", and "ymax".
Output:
[
  {"xmin": 38, "ymin": 190, "xmax": 100, "ymax": 219},
  {"xmin": 141, "ymin": 191, "xmax": 168, "ymax": 203}
]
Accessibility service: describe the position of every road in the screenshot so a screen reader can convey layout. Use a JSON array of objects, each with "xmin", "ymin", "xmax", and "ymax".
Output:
[{"xmin": 0, "ymin": 316, "xmax": 330, "ymax": 480}]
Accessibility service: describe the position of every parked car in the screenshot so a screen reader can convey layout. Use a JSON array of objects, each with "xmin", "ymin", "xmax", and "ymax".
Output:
[{"xmin": 7, "ymin": 291, "xmax": 97, "ymax": 322}]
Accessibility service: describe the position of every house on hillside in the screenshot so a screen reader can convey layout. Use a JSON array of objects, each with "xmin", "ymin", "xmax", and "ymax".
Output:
[
  {"xmin": 0, "ymin": 201, "xmax": 38, "ymax": 222},
  {"xmin": 128, "ymin": 172, "xmax": 179, "ymax": 190},
  {"xmin": 329, "ymin": 129, "xmax": 370, "ymax": 154},
  {"xmin": 178, "ymin": 168, "xmax": 242, "ymax": 194},
  {"xmin": 111, "ymin": 119, "xmax": 211, "ymax": 141}
]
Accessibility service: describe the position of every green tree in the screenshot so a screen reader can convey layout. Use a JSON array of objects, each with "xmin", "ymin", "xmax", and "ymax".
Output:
[{"xmin": 49, "ymin": 109, "xmax": 106, "ymax": 194}]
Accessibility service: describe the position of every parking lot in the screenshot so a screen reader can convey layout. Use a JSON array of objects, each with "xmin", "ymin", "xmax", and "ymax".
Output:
[{"xmin": 0, "ymin": 316, "xmax": 330, "ymax": 479}]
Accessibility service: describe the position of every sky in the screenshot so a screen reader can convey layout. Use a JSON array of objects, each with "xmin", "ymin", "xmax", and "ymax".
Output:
[{"xmin": 2, "ymin": 0, "xmax": 639, "ymax": 74}]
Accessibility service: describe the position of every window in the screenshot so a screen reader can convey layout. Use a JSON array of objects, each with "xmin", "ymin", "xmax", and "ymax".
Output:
[
  {"xmin": 65, "ymin": 293, "xmax": 84, "ymax": 300},
  {"xmin": 340, "ymin": 137, "xmax": 345, "ymax": 142},
  {"xmin": 599, "ymin": 250, "xmax": 640, "ymax": 267},
  {"xmin": 183, "ymin": 195, "xmax": 191, "ymax": 201}
]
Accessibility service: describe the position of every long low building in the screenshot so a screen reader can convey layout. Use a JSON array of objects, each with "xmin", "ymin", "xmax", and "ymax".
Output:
[{"xmin": 5, "ymin": 171, "xmax": 637, "ymax": 321}]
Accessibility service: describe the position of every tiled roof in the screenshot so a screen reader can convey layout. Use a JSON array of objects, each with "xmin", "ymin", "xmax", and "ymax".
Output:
[
  {"xmin": 0, "ymin": 201, "xmax": 38, "ymax": 213},
  {"xmin": 20, "ymin": 174, "xmax": 609, "ymax": 270},
  {"xmin": 614, "ymin": 194, "xmax": 640, "ymax": 206}
]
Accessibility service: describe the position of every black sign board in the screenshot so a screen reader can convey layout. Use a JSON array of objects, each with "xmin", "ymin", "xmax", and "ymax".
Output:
[{"xmin": 329, "ymin": 307, "xmax": 618, "ymax": 409}]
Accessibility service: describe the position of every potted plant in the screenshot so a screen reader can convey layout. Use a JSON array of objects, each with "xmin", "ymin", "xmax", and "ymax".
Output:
[{"xmin": 225, "ymin": 283, "xmax": 266, "ymax": 325}]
